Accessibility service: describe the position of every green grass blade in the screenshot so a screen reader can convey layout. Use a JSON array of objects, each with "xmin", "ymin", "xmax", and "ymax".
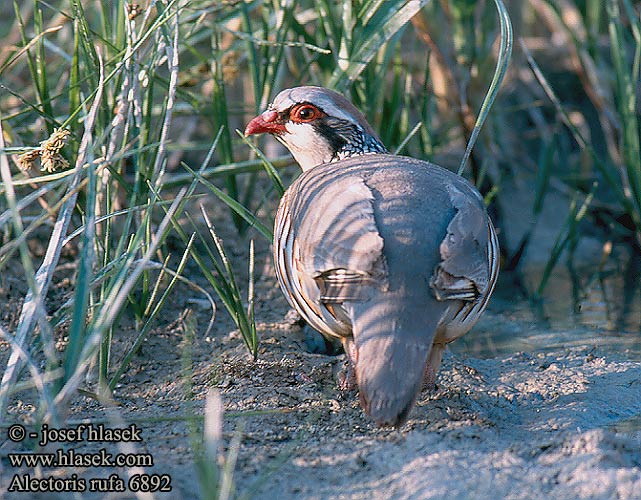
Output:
[
  {"xmin": 457, "ymin": 0, "xmax": 513, "ymax": 176},
  {"xmin": 536, "ymin": 186, "xmax": 595, "ymax": 297},
  {"xmin": 329, "ymin": 0, "xmax": 430, "ymax": 91},
  {"xmin": 519, "ymin": 38, "xmax": 632, "ymax": 214},
  {"xmin": 0, "ymin": 49, "xmax": 105, "ymax": 415},
  {"xmin": 183, "ymin": 163, "xmax": 273, "ymax": 241},
  {"xmin": 63, "ymin": 148, "xmax": 97, "ymax": 385},
  {"xmin": 236, "ymin": 130, "xmax": 285, "ymax": 198},
  {"xmin": 607, "ymin": 0, "xmax": 641, "ymax": 231}
]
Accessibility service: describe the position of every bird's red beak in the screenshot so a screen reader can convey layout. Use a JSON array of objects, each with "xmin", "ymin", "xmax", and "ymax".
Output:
[{"xmin": 244, "ymin": 110, "xmax": 287, "ymax": 136}]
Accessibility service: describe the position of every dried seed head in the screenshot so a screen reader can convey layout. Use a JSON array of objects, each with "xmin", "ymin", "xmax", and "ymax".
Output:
[
  {"xmin": 38, "ymin": 128, "xmax": 71, "ymax": 172},
  {"xmin": 128, "ymin": 3, "xmax": 141, "ymax": 20},
  {"xmin": 40, "ymin": 128, "xmax": 71, "ymax": 156},
  {"xmin": 16, "ymin": 149, "xmax": 41, "ymax": 171},
  {"xmin": 15, "ymin": 128, "xmax": 71, "ymax": 173},
  {"xmin": 41, "ymin": 151, "xmax": 69, "ymax": 173}
]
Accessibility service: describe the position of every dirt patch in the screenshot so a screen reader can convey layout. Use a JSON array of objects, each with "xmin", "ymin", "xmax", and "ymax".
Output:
[
  {"xmin": 228, "ymin": 340, "xmax": 641, "ymax": 500},
  {"xmin": 2, "ymin": 307, "xmax": 641, "ymax": 499}
]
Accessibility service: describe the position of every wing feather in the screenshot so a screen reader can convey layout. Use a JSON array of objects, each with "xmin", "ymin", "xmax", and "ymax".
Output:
[{"xmin": 430, "ymin": 184, "xmax": 490, "ymax": 301}]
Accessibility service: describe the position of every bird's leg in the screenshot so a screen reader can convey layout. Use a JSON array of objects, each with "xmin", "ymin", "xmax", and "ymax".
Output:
[
  {"xmin": 336, "ymin": 337, "xmax": 358, "ymax": 391},
  {"xmin": 423, "ymin": 344, "xmax": 445, "ymax": 391}
]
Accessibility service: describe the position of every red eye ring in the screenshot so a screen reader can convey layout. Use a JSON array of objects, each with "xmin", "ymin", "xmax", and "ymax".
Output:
[{"xmin": 290, "ymin": 104, "xmax": 322, "ymax": 123}]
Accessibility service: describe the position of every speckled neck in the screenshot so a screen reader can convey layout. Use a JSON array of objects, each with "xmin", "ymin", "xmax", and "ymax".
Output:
[{"xmin": 331, "ymin": 130, "xmax": 388, "ymax": 163}]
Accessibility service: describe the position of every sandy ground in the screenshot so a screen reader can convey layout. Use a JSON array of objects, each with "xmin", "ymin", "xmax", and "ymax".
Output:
[
  {"xmin": 2, "ymin": 172, "xmax": 641, "ymax": 499},
  {"xmin": 242, "ymin": 340, "xmax": 641, "ymax": 499},
  {"xmin": 4, "ymin": 323, "xmax": 641, "ymax": 499},
  {"xmin": 3, "ymin": 315, "xmax": 641, "ymax": 499}
]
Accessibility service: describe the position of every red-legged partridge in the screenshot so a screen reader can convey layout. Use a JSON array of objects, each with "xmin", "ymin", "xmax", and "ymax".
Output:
[{"xmin": 245, "ymin": 86, "xmax": 499, "ymax": 427}]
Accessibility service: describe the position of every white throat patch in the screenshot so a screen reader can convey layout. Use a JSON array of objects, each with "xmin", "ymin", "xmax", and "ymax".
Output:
[{"xmin": 279, "ymin": 122, "xmax": 334, "ymax": 171}]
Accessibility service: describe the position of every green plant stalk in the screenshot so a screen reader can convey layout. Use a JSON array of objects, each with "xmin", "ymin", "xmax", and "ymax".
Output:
[
  {"xmin": 60, "ymin": 0, "xmax": 182, "ymax": 131},
  {"xmin": 143, "ymin": 254, "xmax": 170, "ymax": 318},
  {"xmin": 419, "ymin": 54, "xmax": 435, "ymax": 157},
  {"xmin": 183, "ymin": 163, "xmax": 272, "ymax": 241},
  {"xmin": 449, "ymin": 0, "xmax": 477, "ymax": 67},
  {"xmin": 533, "ymin": 136, "xmax": 556, "ymax": 216},
  {"xmin": 457, "ymin": 0, "xmax": 512, "ymax": 176},
  {"xmin": 54, "ymin": 187, "xmax": 189, "ymax": 406},
  {"xmin": 329, "ymin": 0, "xmax": 431, "ymax": 91},
  {"xmin": 519, "ymin": 38, "xmax": 632, "ymax": 213},
  {"xmin": 162, "ymin": 156, "xmax": 293, "ymax": 189},
  {"xmin": 99, "ymin": 181, "xmax": 142, "ymax": 388},
  {"xmin": 261, "ymin": 1, "xmax": 291, "ymax": 106},
  {"xmin": 247, "ymin": 239, "xmax": 257, "ymax": 359},
  {"xmin": 136, "ymin": 22, "xmax": 155, "ymax": 324},
  {"xmin": 585, "ymin": 0, "xmax": 602, "ymax": 57},
  {"xmin": 187, "ymin": 213, "xmax": 246, "ymax": 349},
  {"xmin": 0, "ymin": 179, "xmax": 90, "ymax": 269},
  {"xmin": 71, "ymin": 0, "xmax": 102, "ymax": 123},
  {"xmin": 236, "ymin": 130, "xmax": 285, "ymax": 198},
  {"xmin": 184, "ymin": 129, "xmax": 272, "ymax": 242},
  {"xmin": 0, "ymin": 179, "xmax": 66, "ymax": 228},
  {"xmin": 68, "ymin": 18, "xmax": 81, "ymax": 137},
  {"xmin": 34, "ymin": 2, "xmax": 55, "ymax": 134},
  {"xmin": 62, "ymin": 196, "xmax": 205, "ymax": 246},
  {"xmin": 201, "ymin": 206, "xmax": 259, "ymax": 358},
  {"xmin": 167, "ymin": 212, "xmax": 232, "ymax": 313},
  {"xmin": 536, "ymin": 187, "xmax": 595, "ymax": 297},
  {"xmin": 394, "ymin": 121, "xmax": 423, "ymax": 156},
  {"xmin": 607, "ymin": 0, "xmax": 641, "ymax": 234},
  {"xmin": 63, "ymin": 149, "xmax": 97, "ymax": 385},
  {"xmin": 0, "ymin": 116, "xmax": 58, "ymax": 423},
  {"xmin": 13, "ymin": 2, "xmax": 42, "ymax": 122},
  {"xmin": 241, "ymin": 1, "xmax": 262, "ymax": 107},
  {"xmin": 154, "ymin": 133, "xmax": 258, "ymax": 357},
  {"xmin": 0, "ymin": 48, "xmax": 104, "ymax": 417},
  {"xmin": 211, "ymin": 28, "xmax": 241, "ymax": 231}
]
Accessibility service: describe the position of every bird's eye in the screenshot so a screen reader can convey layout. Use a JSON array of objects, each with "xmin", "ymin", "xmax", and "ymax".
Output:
[{"xmin": 290, "ymin": 104, "xmax": 322, "ymax": 123}]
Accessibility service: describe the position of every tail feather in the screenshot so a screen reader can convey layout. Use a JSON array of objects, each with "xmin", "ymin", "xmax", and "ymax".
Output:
[
  {"xmin": 355, "ymin": 334, "xmax": 430, "ymax": 426},
  {"xmin": 345, "ymin": 292, "xmax": 444, "ymax": 427}
]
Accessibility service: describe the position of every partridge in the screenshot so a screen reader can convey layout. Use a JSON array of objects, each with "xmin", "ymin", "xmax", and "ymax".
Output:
[{"xmin": 245, "ymin": 86, "xmax": 499, "ymax": 427}]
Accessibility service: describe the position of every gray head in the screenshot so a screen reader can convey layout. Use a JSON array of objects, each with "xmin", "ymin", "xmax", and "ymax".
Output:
[{"xmin": 245, "ymin": 86, "xmax": 387, "ymax": 171}]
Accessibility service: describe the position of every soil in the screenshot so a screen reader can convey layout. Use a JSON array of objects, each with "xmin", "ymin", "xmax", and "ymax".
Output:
[{"xmin": 1, "ymin": 171, "xmax": 641, "ymax": 500}]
